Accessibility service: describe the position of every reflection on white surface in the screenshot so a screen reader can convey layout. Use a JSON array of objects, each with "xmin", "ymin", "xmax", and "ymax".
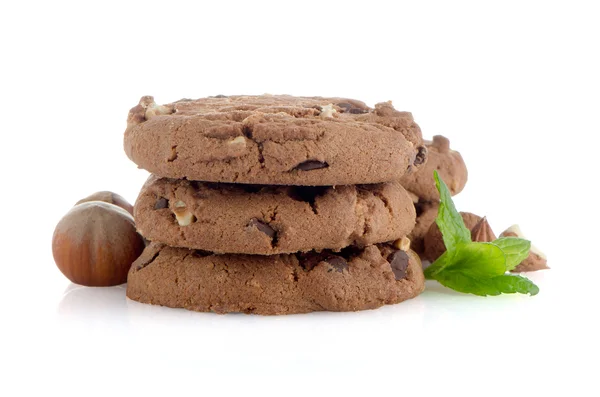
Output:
[
  {"xmin": 58, "ymin": 283, "xmax": 129, "ymax": 321},
  {"xmin": 54, "ymin": 270, "xmax": 554, "ymax": 338},
  {"xmin": 20, "ymin": 268, "xmax": 591, "ymax": 395}
]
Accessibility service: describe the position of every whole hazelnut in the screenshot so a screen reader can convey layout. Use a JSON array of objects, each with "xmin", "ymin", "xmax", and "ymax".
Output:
[
  {"xmin": 75, "ymin": 191, "xmax": 134, "ymax": 216},
  {"xmin": 52, "ymin": 201, "xmax": 145, "ymax": 286}
]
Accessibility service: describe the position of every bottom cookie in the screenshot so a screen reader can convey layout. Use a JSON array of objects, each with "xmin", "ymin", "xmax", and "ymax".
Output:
[{"xmin": 127, "ymin": 242, "xmax": 425, "ymax": 315}]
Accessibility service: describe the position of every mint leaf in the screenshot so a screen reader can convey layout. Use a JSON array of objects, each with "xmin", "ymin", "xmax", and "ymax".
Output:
[
  {"xmin": 424, "ymin": 250, "xmax": 450, "ymax": 279},
  {"xmin": 433, "ymin": 170, "xmax": 471, "ymax": 251},
  {"xmin": 425, "ymin": 242, "xmax": 506, "ymax": 278},
  {"xmin": 490, "ymin": 237, "xmax": 531, "ymax": 271},
  {"xmin": 433, "ymin": 271, "xmax": 540, "ymax": 297},
  {"xmin": 427, "ymin": 170, "xmax": 540, "ymax": 297}
]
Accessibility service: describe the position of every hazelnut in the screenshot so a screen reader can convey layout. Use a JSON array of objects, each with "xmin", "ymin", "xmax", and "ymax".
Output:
[
  {"xmin": 145, "ymin": 101, "xmax": 173, "ymax": 120},
  {"xmin": 423, "ymin": 212, "xmax": 484, "ymax": 262},
  {"xmin": 173, "ymin": 200, "xmax": 196, "ymax": 226},
  {"xmin": 52, "ymin": 201, "xmax": 145, "ymax": 286},
  {"xmin": 227, "ymin": 136, "xmax": 247, "ymax": 148},
  {"xmin": 470, "ymin": 217, "xmax": 497, "ymax": 243},
  {"xmin": 319, "ymin": 104, "xmax": 337, "ymax": 118},
  {"xmin": 393, "ymin": 236, "xmax": 411, "ymax": 252},
  {"xmin": 126, "ymin": 96, "xmax": 174, "ymax": 127},
  {"xmin": 75, "ymin": 191, "xmax": 134, "ymax": 216}
]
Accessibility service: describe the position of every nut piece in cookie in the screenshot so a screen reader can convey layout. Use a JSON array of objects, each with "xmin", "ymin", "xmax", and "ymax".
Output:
[
  {"xmin": 227, "ymin": 136, "xmax": 247, "ymax": 148},
  {"xmin": 319, "ymin": 103, "xmax": 337, "ymax": 118},
  {"xmin": 393, "ymin": 236, "xmax": 411, "ymax": 252},
  {"xmin": 172, "ymin": 200, "xmax": 196, "ymax": 226},
  {"xmin": 500, "ymin": 225, "xmax": 549, "ymax": 272},
  {"xmin": 126, "ymin": 96, "xmax": 174, "ymax": 127}
]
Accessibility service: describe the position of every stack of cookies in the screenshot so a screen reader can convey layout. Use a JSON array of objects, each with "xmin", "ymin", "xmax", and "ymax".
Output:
[{"xmin": 124, "ymin": 95, "xmax": 429, "ymax": 315}]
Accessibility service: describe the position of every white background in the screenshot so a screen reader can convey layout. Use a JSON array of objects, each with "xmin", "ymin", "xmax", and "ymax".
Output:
[{"xmin": 1, "ymin": 1, "xmax": 598, "ymax": 396}]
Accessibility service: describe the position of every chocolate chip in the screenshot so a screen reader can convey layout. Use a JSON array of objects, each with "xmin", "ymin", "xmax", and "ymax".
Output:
[
  {"xmin": 248, "ymin": 218, "xmax": 276, "ymax": 239},
  {"xmin": 388, "ymin": 250, "xmax": 409, "ymax": 280},
  {"xmin": 299, "ymin": 252, "xmax": 348, "ymax": 273},
  {"xmin": 337, "ymin": 102, "xmax": 353, "ymax": 112},
  {"xmin": 339, "ymin": 245, "xmax": 362, "ymax": 259},
  {"xmin": 325, "ymin": 256, "xmax": 348, "ymax": 273},
  {"xmin": 154, "ymin": 197, "xmax": 169, "ymax": 209},
  {"xmin": 414, "ymin": 201, "xmax": 424, "ymax": 218},
  {"xmin": 293, "ymin": 160, "xmax": 329, "ymax": 171},
  {"xmin": 238, "ymin": 184, "xmax": 264, "ymax": 194},
  {"xmin": 337, "ymin": 102, "xmax": 368, "ymax": 114},
  {"xmin": 135, "ymin": 250, "xmax": 161, "ymax": 270},
  {"xmin": 414, "ymin": 146, "xmax": 427, "ymax": 166},
  {"xmin": 193, "ymin": 250, "xmax": 212, "ymax": 258},
  {"xmin": 287, "ymin": 186, "xmax": 328, "ymax": 214},
  {"xmin": 299, "ymin": 253, "xmax": 322, "ymax": 271},
  {"xmin": 213, "ymin": 94, "xmax": 228, "ymax": 98}
]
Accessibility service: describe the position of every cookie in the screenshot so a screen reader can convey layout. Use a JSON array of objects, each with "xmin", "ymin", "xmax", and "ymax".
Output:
[
  {"xmin": 400, "ymin": 135, "xmax": 467, "ymax": 201},
  {"xmin": 126, "ymin": 242, "xmax": 425, "ymax": 315},
  {"xmin": 409, "ymin": 200, "xmax": 439, "ymax": 255},
  {"xmin": 134, "ymin": 176, "xmax": 416, "ymax": 255},
  {"xmin": 124, "ymin": 95, "xmax": 427, "ymax": 186}
]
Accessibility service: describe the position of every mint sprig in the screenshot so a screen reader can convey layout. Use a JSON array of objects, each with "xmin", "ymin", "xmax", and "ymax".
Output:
[
  {"xmin": 424, "ymin": 171, "xmax": 539, "ymax": 296},
  {"xmin": 433, "ymin": 171, "xmax": 471, "ymax": 251},
  {"xmin": 490, "ymin": 237, "xmax": 531, "ymax": 271}
]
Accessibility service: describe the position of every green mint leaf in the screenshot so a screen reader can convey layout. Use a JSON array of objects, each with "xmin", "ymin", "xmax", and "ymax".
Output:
[
  {"xmin": 424, "ymin": 250, "xmax": 450, "ymax": 279},
  {"xmin": 425, "ymin": 242, "xmax": 506, "ymax": 279},
  {"xmin": 433, "ymin": 271, "xmax": 540, "ymax": 296},
  {"xmin": 490, "ymin": 237, "xmax": 531, "ymax": 271},
  {"xmin": 427, "ymin": 170, "xmax": 540, "ymax": 297},
  {"xmin": 433, "ymin": 170, "xmax": 471, "ymax": 251}
]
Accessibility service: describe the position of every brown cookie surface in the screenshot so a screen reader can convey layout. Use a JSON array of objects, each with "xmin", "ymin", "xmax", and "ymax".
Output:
[
  {"xmin": 400, "ymin": 135, "xmax": 467, "ymax": 201},
  {"xmin": 124, "ymin": 95, "xmax": 426, "ymax": 185},
  {"xmin": 135, "ymin": 176, "xmax": 416, "ymax": 255},
  {"xmin": 409, "ymin": 201, "xmax": 440, "ymax": 255},
  {"xmin": 127, "ymin": 242, "xmax": 425, "ymax": 315}
]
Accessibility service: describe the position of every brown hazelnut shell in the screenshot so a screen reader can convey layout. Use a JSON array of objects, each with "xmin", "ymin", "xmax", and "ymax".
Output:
[
  {"xmin": 76, "ymin": 191, "xmax": 134, "ymax": 216},
  {"xmin": 52, "ymin": 201, "xmax": 145, "ymax": 286}
]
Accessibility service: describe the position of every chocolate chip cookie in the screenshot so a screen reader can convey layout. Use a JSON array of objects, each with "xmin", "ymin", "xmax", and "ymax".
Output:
[
  {"xmin": 400, "ymin": 135, "xmax": 467, "ymax": 201},
  {"xmin": 134, "ymin": 176, "xmax": 416, "ymax": 255},
  {"xmin": 126, "ymin": 242, "xmax": 425, "ymax": 315},
  {"xmin": 124, "ymin": 95, "xmax": 427, "ymax": 186}
]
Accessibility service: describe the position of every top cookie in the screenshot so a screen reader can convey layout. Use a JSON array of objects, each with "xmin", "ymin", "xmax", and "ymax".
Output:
[{"xmin": 124, "ymin": 95, "xmax": 426, "ymax": 186}]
